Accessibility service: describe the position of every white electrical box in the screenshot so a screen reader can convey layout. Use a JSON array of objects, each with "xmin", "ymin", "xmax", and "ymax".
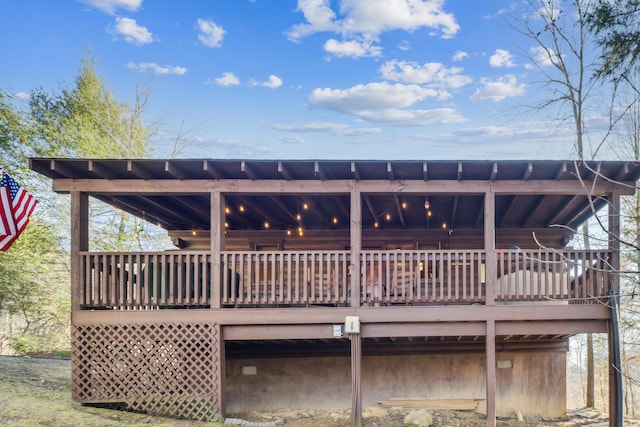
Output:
[
  {"xmin": 333, "ymin": 324, "xmax": 342, "ymax": 337},
  {"xmin": 344, "ymin": 316, "xmax": 360, "ymax": 334}
]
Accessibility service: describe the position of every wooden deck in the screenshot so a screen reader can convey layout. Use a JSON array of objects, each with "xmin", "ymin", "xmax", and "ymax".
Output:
[{"xmin": 79, "ymin": 249, "xmax": 612, "ymax": 309}]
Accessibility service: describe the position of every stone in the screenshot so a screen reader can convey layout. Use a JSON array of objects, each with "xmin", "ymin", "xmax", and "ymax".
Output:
[{"xmin": 404, "ymin": 409, "xmax": 433, "ymax": 427}]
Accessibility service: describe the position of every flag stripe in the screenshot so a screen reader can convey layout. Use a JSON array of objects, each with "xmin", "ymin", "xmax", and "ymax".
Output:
[
  {"xmin": 0, "ymin": 187, "xmax": 16, "ymax": 236},
  {"xmin": 0, "ymin": 171, "xmax": 38, "ymax": 251}
]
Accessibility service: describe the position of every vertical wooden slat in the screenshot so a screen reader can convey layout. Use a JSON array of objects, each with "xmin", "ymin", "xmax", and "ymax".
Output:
[
  {"xmin": 303, "ymin": 253, "xmax": 309, "ymax": 304},
  {"xmin": 142, "ymin": 253, "xmax": 149, "ymax": 306},
  {"xmin": 108, "ymin": 253, "xmax": 116, "ymax": 306}
]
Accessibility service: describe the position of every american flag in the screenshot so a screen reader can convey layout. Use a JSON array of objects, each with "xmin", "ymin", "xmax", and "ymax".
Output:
[{"xmin": 0, "ymin": 169, "xmax": 39, "ymax": 251}]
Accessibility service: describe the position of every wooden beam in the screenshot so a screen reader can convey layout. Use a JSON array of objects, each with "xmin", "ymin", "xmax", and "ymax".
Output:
[
  {"xmin": 164, "ymin": 160, "xmax": 189, "ymax": 180},
  {"xmin": 555, "ymin": 162, "xmax": 568, "ymax": 179},
  {"xmin": 490, "ymin": 162, "xmax": 498, "ymax": 182},
  {"xmin": 52, "ymin": 178, "xmax": 638, "ymax": 196},
  {"xmin": 127, "ymin": 160, "xmax": 154, "ymax": 179},
  {"xmin": 72, "ymin": 305, "xmax": 612, "ymax": 329},
  {"xmin": 241, "ymin": 161, "xmax": 258, "ymax": 180},
  {"xmin": 394, "ymin": 195, "xmax": 406, "ymax": 228},
  {"xmin": 314, "ymin": 161, "xmax": 327, "ymax": 180},
  {"xmin": 88, "ymin": 160, "xmax": 116, "ymax": 178},
  {"xmin": 450, "ymin": 195, "xmax": 459, "ymax": 229},
  {"xmin": 351, "ymin": 161, "xmax": 360, "ymax": 180},
  {"xmin": 523, "ymin": 162, "xmax": 533, "ymax": 181},
  {"xmin": 278, "ymin": 161, "xmax": 293, "ymax": 180},
  {"xmin": 203, "ymin": 160, "xmax": 223, "ymax": 179}
]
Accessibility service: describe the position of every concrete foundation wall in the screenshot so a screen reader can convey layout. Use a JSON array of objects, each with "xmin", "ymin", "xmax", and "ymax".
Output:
[{"xmin": 226, "ymin": 351, "xmax": 566, "ymax": 418}]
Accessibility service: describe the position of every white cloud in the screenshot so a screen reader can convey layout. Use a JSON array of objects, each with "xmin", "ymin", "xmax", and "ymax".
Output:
[
  {"xmin": 280, "ymin": 135, "xmax": 306, "ymax": 144},
  {"xmin": 210, "ymin": 72, "xmax": 240, "ymax": 87},
  {"xmin": 309, "ymin": 82, "xmax": 438, "ymax": 113},
  {"xmin": 250, "ymin": 75, "xmax": 283, "ymax": 89},
  {"xmin": 127, "ymin": 62, "xmax": 187, "ymax": 75},
  {"xmin": 288, "ymin": 0, "xmax": 459, "ymax": 41},
  {"xmin": 470, "ymin": 74, "xmax": 526, "ymax": 102},
  {"xmin": 324, "ymin": 38, "xmax": 382, "ymax": 58},
  {"xmin": 452, "ymin": 50, "xmax": 468, "ymax": 61},
  {"xmin": 14, "ymin": 92, "xmax": 29, "ymax": 100},
  {"xmin": 273, "ymin": 122, "xmax": 381, "ymax": 135},
  {"xmin": 288, "ymin": 0, "xmax": 458, "ymax": 58},
  {"xmin": 308, "ymin": 81, "xmax": 464, "ymax": 125},
  {"xmin": 80, "ymin": 0, "xmax": 141, "ymax": 14},
  {"xmin": 110, "ymin": 17, "xmax": 153, "ymax": 45},
  {"xmin": 357, "ymin": 107, "xmax": 466, "ymax": 125},
  {"xmin": 197, "ymin": 18, "xmax": 225, "ymax": 48},
  {"xmin": 379, "ymin": 60, "xmax": 472, "ymax": 89},
  {"xmin": 526, "ymin": 46, "xmax": 556, "ymax": 69},
  {"xmin": 489, "ymin": 49, "xmax": 515, "ymax": 68},
  {"xmin": 398, "ymin": 40, "xmax": 411, "ymax": 51}
]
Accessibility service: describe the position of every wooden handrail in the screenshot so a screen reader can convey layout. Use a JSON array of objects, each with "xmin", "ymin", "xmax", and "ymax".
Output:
[{"xmin": 77, "ymin": 249, "xmax": 613, "ymax": 309}]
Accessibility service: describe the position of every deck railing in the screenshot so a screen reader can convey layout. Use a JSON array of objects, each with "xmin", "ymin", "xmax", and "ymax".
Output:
[
  {"xmin": 78, "ymin": 249, "xmax": 613, "ymax": 309},
  {"xmin": 221, "ymin": 251, "xmax": 350, "ymax": 306},
  {"xmin": 80, "ymin": 251, "xmax": 211, "ymax": 309}
]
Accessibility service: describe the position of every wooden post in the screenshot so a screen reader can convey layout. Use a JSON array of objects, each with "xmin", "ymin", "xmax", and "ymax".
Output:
[
  {"xmin": 211, "ymin": 190, "xmax": 225, "ymax": 309},
  {"xmin": 486, "ymin": 319, "xmax": 496, "ymax": 427},
  {"xmin": 608, "ymin": 191, "xmax": 622, "ymax": 427},
  {"xmin": 214, "ymin": 322, "xmax": 226, "ymax": 417},
  {"xmin": 70, "ymin": 191, "xmax": 88, "ymax": 313},
  {"xmin": 484, "ymin": 188, "xmax": 497, "ymax": 426},
  {"xmin": 351, "ymin": 331, "xmax": 362, "ymax": 427},
  {"xmin": 484, "ymin": 188, "xmax": 496, "ymax": 306},
  {"xmin": 350, "ymin": 187, "xmax": 362, "ymax": 308}
]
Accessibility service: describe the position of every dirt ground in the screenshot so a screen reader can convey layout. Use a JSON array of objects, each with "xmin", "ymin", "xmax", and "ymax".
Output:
[{"xmin": 0, "ymin": 355, "xmax": 633, "ymax": 426}]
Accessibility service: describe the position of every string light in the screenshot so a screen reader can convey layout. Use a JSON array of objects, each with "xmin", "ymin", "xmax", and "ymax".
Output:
[
  {"xmin": 225, "ymin": 207, "xmax": 231, "ymax": 214},
  {"xmin": 239, "ymin": 205, "xmax": 245, "ymax": 213},
  {"xmin": 296, "ymin": 213, "xmax": 302, "ymax": 221},
  {"xmin": 264, "ymin": 220, "xmax": 270, "ymax": 229},
  {"xmin": 191, "ymin": 228, "xmax": 197, "ymax": 236},
  {"xmin": 442, "ymin": 222, "xmax": 447, "ymax": 229},
  {"xmin": 374, "ymin": 221, "xmax": 379, "ymax": 228},
  {"xmin": 402, "ymin": 202, "xmax": 407, "ymax": 209},
  {"xmin": 302, "ymin": 203, "xmax": 309, "ymax": 210},
  {"xmin": 224, "ymin": 222, "xmax": 229, "ymax": 228},
  {"xmin": 385, "ymin": 213, "xmax": 391, "ymax": 221},
  {"xmin": 332, "ymin": 216, "xmax": 338, "ymax": 224}
]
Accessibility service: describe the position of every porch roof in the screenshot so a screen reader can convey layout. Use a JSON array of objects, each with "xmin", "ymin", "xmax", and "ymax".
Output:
[{"xmin": 30, "ymin": 158, "xmax": 640, "ymax": 234}]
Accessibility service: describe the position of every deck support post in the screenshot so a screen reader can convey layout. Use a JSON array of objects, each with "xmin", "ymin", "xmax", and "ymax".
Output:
[
  {"xmin": 486, "ymin": 319, "xmax": 496, "ymax": 427},
  {"xmin": 350, "ymin": 331, "xmax": 362, "ymax": 427},
  {"xmin": 350, "ymin": 187, "xmax": 362, "ymax": 308},
  {"xmin": 608, "ymin": 191, "xmax": 622, "ymax": 427},
  {"xmin": 211, "ymin": 191, "xmax": 225, "ymax": 309},
  {"xmin": 483, "ymin": 187, "xmax": 497, "ymax": 426},
  {"xmin": 484, "ymin": 188, "xmax": 496, "ymax": 306},
  {"xmin": 214, "ymin": 323, "xmax": 226, "ymax": 417},
  {"xmin": 70, "ymin": 191, "xmax": 88, "ymax": 312}
]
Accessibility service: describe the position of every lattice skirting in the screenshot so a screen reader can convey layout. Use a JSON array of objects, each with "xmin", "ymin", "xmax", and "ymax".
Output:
[{"xmin": 71, "ymin": 321, "xmax": 221, "ymax": 421}]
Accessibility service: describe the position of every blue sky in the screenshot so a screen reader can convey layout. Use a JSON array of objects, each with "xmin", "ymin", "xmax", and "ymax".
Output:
[{"xmin": 1, "ymin": 0, "xmax": 598, "ymax": 160}]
